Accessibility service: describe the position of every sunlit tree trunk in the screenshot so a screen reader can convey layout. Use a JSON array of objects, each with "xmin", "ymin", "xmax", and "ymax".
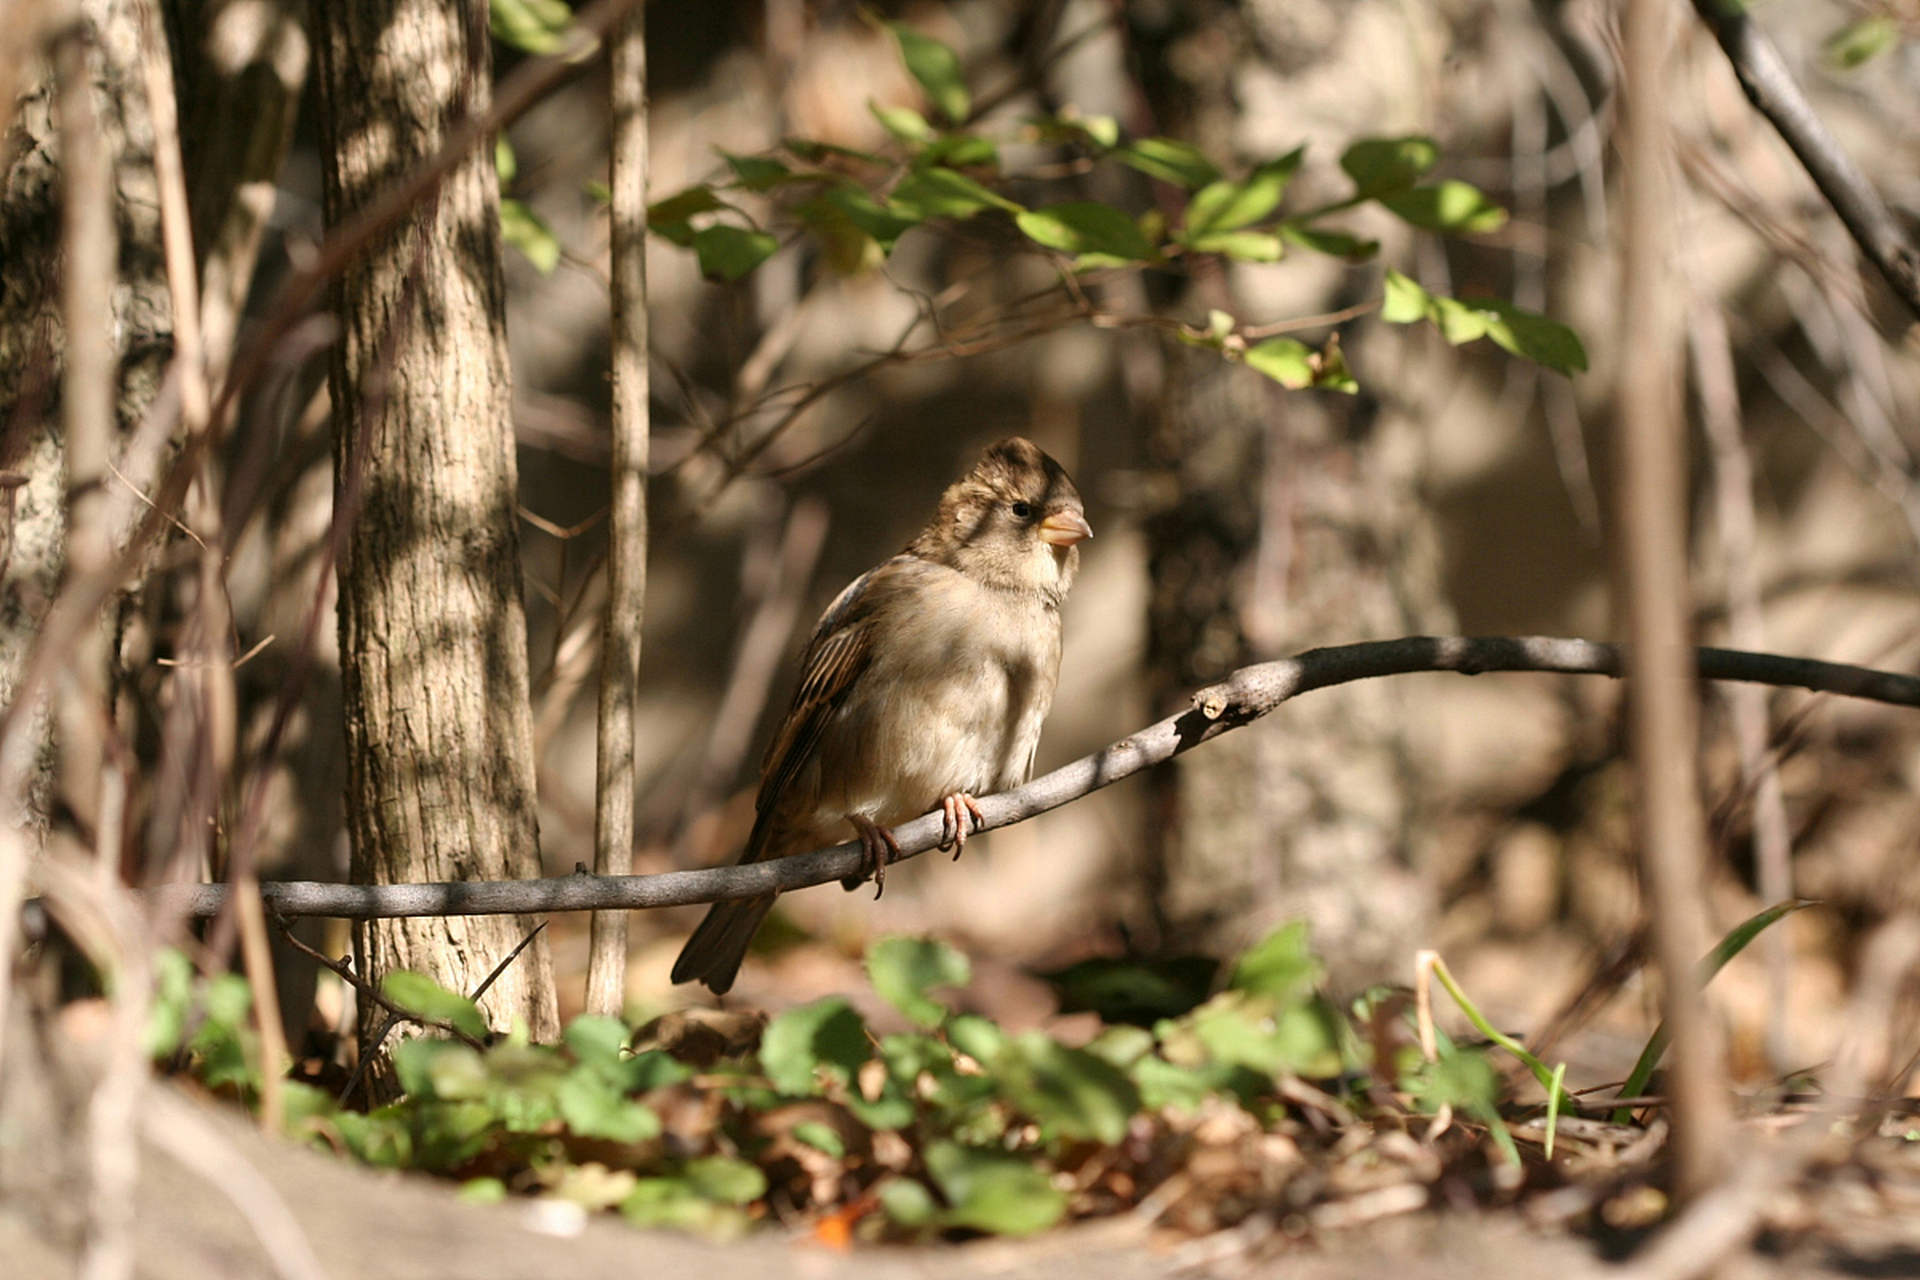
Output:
[
  {"xmin": 1134, "ymin": 0, "xmax": 1444, "ymax": 988},
  {"xmin": 315, "ymin": 0, "xmax": 559, "ymax": 1041}
]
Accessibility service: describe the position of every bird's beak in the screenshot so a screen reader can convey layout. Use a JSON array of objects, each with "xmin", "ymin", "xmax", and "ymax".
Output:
[{"xmin": 1039, "ymin": 509, "xmax": 1093, "ymax": 547}]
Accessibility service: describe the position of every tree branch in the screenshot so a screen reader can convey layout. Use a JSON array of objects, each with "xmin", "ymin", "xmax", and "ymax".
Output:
[
  {"xmin": 114, "ymin": 636, "xmax": 1920, "ymax": 923},
  {"xmin": 1690, "ymin": 0, "xmax": 1920, "ymax": 320}
]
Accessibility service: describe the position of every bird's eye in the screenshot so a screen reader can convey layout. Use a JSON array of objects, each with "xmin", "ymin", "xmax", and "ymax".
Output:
[{"xmin": 1010, "ymin": 501, "xmax": 1033, "ymax": 519}]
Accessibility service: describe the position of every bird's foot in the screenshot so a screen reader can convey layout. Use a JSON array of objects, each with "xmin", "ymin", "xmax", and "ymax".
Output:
[
  {"xmin": 938, "ymin": 793, "xmax": 986, "ymax": 860},
  {"xmin": 845, "ymin": 815, "xmax": 900, "ymax": 898}
]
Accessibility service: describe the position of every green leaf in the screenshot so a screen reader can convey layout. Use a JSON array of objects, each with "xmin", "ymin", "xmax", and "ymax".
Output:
[
  {"xmin": 992, "ymin": 1032, "xmax": 1140, "ymax": 1144},
  {"xmin": 1183, "ymin": 150, "xmax": 1302, "ymax": 237},
  {"xmin": 333, "ymin": 1107, "xmax": 412, "ymax": 1168},
  {"xmin": 868, "ymin": 936, "xmax": 971, "ymax": 1030},
  {"xmin": 1131, "ymin": 1055, "xmax": 1241, "ymax": 1111},
  {"xmin": 381, "ymin": 971, "xmax": 488, "ymax": 1042},
  {"xmin": 798, "ymin": 198, "xmax": 883, "ymax": 274},
  {"xmin": 920, "ymin": 134, "xmax": 999, "ymax": 169},
  {"xmin": 1431, "ymin": 295, "xmax": 1491, "ymax": 345},
  {"xmin": 144, "ymin": 947, "xmax": 195, "ymax": 1059},
  {"xmin": 721, "ymin": 151, "xmax": 792, "ymax": 191},
  {"xmin": 871, "ymin": 102, "xmax": 935, "ymax": 144},
  {"xmin": 1229, "ymin": 921, "xmax": 1323, "ymax": 1003},
  {"xmin": 1114, "ymin": 137, "xmax": 1220, "ymax": 190},
  {"xmin": 1826, "ymin": 16, "xmax": 1899, "ymax": 68},
  {"xmin": 279, "ymin": 1081, "xmax": 336, "ymax": 1135},
  {"xmin": 945, "ymin": 1013, "xmax": 1008, "ymax": 1064},
  {"xmin": 685, "ymin": 1155, "xmax": 767, "ymax": 1205},
  {"xmin": 621, "ymin": 1178, "xmax": 751, "ymax": 1237},
  {"xmin": 649, "ymin": 185, "xmax": 725, "ymax": 245},
  {"xmin": 1186, "ymin": 230, "xmax": 1284, "ymax": 262},
  {"xmin": 693, "ymin": 225, "xmax": 778, "ymax": 282},
  {"xmin": 1340, "ymin": 136, "xmax": 1439, "ymax": 197},
  {"xmin": 791, "ymin": 1120, "xmax": 845, "ymax": 1157},
  {"xmin": 1084, "ymin": 1024, "xmax": 1156, "ymax": 1069},
  {"xmin": 878, "ymin": 1177, "xmax": 941, "ymax": 1226},
  {"xmin": 821, "ymin": 185, "xmax": 922, "ymax": 249},
  {"xmin": 1244, "ymin": 339, "xmax": 1314, "ymax": 388},
  {"xmin": 555, "ymin": 1071, "xmax": 661, "ymax": 1143},
  {"xmin": 1017, "ymin": 202, "xmax": 1160, "ymax": 263},
  {"xmin": 1180, "ymin": 990, "xmax": 1344, "ymax": 1077},
  {"xmin": 923, "ymin": 1141, "xmax": 1065, "ymax": 1236},
  {"xmin": 1281, "ymin": 224, "xmax": 1379, "ymax": 260},
  {"xmin": 625, "ymin": 1049, "xmax": 694, "ymax": 1092},
  {"xmin": 888, "ymin": 169, "xmax": 1022, "ymax": 222},
  {"xmin": 890, "ymin": 23, "xmax": 970, "ymax": 124},
  {"xmin": 459, "ymin": 1177, "xmax": 508, "ymax": 1205},
  {"xmin": 1473, "ymin": 299, "xmax": 1590, "ymax": 374},
  {"xmin": 500, "ymin": 198, "xmax": 561, "ymax": 275},
  {"xmin": 1028, "ymin": 114, "xmax": 1121, "ymax": 150},
  {"xmin": 1613, "ymin": 900, "xmax": 1813, "ymax": 1119},
  {"xmin": 490, "ymin": 0, "xmax": 573, "ymax": 53},
  {"xmin": 1381, "ymin": 268, "xmax": 1431, "ymax": 323},
  {"xmin": 1312, "ymin": 335, "xmax": 1358, "ymax": 394},
  {"xmin": 760, "ymin": 997, "xmax": 870, "ymax": 1095},
  {"xmin": 563, "ymin": 1015, "xmax": 630, "ymax": 1073},
  {"xmin": 494, "ymin": 136, "xmax": 517, "ymax": 187},
  {"xmin": 1378, "ymin": 181, "xmax": 1508, "ymax": 234}
]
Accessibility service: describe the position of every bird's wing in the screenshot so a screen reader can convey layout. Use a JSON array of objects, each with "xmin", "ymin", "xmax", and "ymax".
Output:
[{"xmin": 742, "ymin": 557, "xmax": 915, "ymax": 860}]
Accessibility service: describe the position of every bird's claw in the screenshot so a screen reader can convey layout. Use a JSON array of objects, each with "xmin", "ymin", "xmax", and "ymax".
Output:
[
  {"xmin": 845, "ymin": 815, "xmax": 900, "ymax": 899},
  {"xmin": 938, "ymin": 793, "xmax": 986, "ymax": 860}
]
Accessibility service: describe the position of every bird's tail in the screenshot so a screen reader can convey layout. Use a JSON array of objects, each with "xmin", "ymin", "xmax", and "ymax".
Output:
[{"xmin": 670, "ymin": 894, "xmax": 776, "ymax": 994}]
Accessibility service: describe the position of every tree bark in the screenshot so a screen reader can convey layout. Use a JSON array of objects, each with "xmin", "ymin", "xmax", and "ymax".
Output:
[
  {"xmin": 0, "ymin": 0, "xmax": 173, "ymax": 837},
  {"xmin": 1130, "ymin": 0, "xmax": 1448, "ymax": 988},
  {"xmin": 315, "ymin": 0, "xmax": 558, "ymax": 1040}
]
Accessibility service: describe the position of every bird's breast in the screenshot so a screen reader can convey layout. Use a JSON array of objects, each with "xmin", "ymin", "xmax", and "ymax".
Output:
[{"xmin": 811, "ymin": 575, "xmax": 1061, "ymax": 830}]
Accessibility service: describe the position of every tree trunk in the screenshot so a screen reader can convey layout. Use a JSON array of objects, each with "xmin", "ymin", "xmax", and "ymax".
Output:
[
  {"xmin": 1134, "ymin": 0, "xmax": 1446, "ymax": 990},
  {"xmin": 0, "ymin": 0, "xmax": 173, "ymax": 836},
  {"xmin": 315, "ymin": 0, "xmax": 558, "ymax": 1040}
]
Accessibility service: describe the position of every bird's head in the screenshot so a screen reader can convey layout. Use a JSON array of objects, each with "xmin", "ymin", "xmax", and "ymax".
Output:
[{"xmin": 910, "ymin": 437, "xmax": 1091, "ymax": 602}]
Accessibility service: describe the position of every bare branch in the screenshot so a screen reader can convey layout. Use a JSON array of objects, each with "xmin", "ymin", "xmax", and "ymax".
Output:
[
  {"xmin": 1620, "ymin": 0, "xmax": 1733, "ymax": 1196},
  {"xmin": 113, "ymin": 637, "xmax": 1920, "ymax": 924},
  {"xmin": 585, "ymin": 0, "xmax": 649, "ymax": 1019},
  {"xmin": 1690, "ymin": 0, "xmax": 1920, "ymax": 319}
]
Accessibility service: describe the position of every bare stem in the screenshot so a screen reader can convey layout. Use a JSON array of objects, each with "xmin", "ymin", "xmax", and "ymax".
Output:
[{"xmin": 585, "ymin": 0, "xmax": 650, "ymax": 1019}]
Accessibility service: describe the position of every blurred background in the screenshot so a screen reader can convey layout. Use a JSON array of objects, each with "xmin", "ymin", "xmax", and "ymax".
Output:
[{"xmin": 215, "ymin": 0, "xmax": 1920, "ymax": 1089}]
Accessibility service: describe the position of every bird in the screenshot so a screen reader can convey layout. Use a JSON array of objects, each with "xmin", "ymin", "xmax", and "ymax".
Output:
[{"xmin": 671, "ymin": 437, "xmax": 1092, "ymax": 995}]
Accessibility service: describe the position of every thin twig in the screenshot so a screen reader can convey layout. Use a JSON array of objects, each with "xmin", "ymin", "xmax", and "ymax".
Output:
[
  {"xmin": 1689, "ymin": 0, "xmax": 1920, "ymax": 318},
  {"xmin": 1618, "ymin": 0, "xmax": 1732, "ymax": 1199},
  {"xmin": 585, "ymin": 0, "xmax": 650, "ymax": 1020},
  {"xmin": 135, "ymin": 637, "xmax": 1920, "ymax": 922}
]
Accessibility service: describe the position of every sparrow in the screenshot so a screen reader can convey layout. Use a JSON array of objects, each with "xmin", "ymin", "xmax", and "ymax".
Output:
[{"xmin": 672, "ymin": 437, "xmax": 1093, "ymax": 994}]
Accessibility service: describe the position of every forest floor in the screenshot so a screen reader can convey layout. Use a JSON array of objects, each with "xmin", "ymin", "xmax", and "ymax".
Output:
[{"xmin": 6, "ymin": 1078, "xmax": 1920, "ymax": 1280}]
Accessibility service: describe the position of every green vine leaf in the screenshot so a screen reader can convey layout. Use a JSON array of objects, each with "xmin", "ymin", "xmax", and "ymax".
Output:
[
  {"xmin": 1380, "ymin": 269, "xmax": 1586, "ymax": 374},
  {"xmin": 381, "ymin": 971, "xmax": 488, "ymax": 1042},
  {"xmin": 490, "ymin": 0, "xmax": 573, "ymax": 53},
  {"xmin": 500, "ymin": 198, "xmax": 561, "ymax": 275},
  {"xmin": 693, "ymin": 225, "xmax": 779, "ymax": 282},
  {"xmin": 1281, "ymin": 224, "xmax": 1379, "ymax": 260},
  {"xmin": 890, "ymin": 23, "xmax": 970, "ymax": 124},
  {"xmin": 1378, "ymin": 180, "xmax": 1508, "ymax": 234},
  {"xmin": 868, "ymin": 935, "xmax": 971, "ymax": 1029},
  {"xmin": 1182, "ymin": 150, "xmax": 1302, "ymax": 239},
  {"xmin": 1340, "ymin": 135, "xmax": 1439, "ymax": 197},
  {"xmin": 889, "ymin": 168, "xmax": 1022, "ymax": 222},
  {"xmin": 1114, "ymin": 137, "xmax": 1221, "ymax": 190},
  {"xmin": 871, "ymin": 102, "xmax": 935, "ymax": 144},
  {"xmin": 1017, "ymin": 202, "xmax": 1160, "ymax": 265}
]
